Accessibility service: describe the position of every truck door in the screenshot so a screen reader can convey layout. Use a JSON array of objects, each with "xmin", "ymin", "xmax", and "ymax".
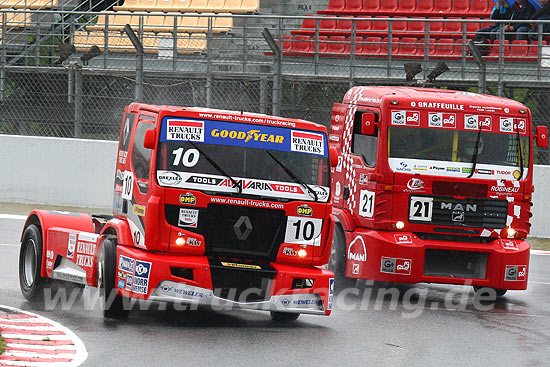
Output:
[
  {"xmin": 348, "ymin": 109, "xmax": 379, "ymax": 227},
  {"xmin": 122, "ymin": 115, "xmax": 156, "ymax": 248}
]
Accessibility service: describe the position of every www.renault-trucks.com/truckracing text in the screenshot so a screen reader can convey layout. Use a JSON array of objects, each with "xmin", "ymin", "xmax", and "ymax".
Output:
[
  {"xmin": 18, "ymin": 104, "xmax": 338, "ymax": 321},
  {"xmin": 327, "ymin": 86, "xmax": 548, "ymax": 297}
]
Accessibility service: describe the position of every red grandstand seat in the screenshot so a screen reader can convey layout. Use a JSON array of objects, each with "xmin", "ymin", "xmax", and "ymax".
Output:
[
  {"xmin": 470, "ymin": 0, "xmax": 492, "ymax": 17},
  {"xmin": 325, "ymin": 35, "xmax": 347, "ymax": 56},
  {"xmin": 433, "ymin": 38, "xmax": 460, "ymax": 59},
  {"xmin": 419, "ymin": 38, "xmax": 438, "ymax": 57},
  {"xmin": 428, "ymin": 17, "xmax": 444, "ymax": 35},
  {"xmin": 416, "ymin": 0, "xmax": 434, "ymax": 16},
  {"xmin": 528, "ymin": 40, "xmax": 547, "ymax": 59},
  {"xmin": 301, "ymin": 16, "xmax": 316, "ymax": 30},
  {"xmin": 396, "ymin": 0, "xmax": 416, "ymax": 16},
  {"xmin": 506, "ymin": 40, "xmax": 529, "ymax": 61},
  {"xmin": 390, "ymin": 19, "xmax": 408, "ymax": 36},
  {"xmin": 452, "ymin": 0, "xmax": 470, "ymax": 16},
  {"xmin": 466, "ymin": 19, "xmax": 481, "ymax": 36},
  {"xmin": 371, "ymin": 16, "xmax": 389, "ymax": 34},
  {"xmin": 281, "ymin": 35, "xmax": 293, "ymax": 53},
  {"xmin": 486, "ymin": 40, "xmax": 510, "ymax": 60},
  {"xmin": 382, "ymin": 37, "xmax": 399, "ymax": 56},
  {"xmin": 442, "ymin": 17, "xmax": 463, "ymax": 37},
  {"xmin": 363, "ymin": 0, "xmax": 380, "ymax": 13},
  {"xmin": 336, "ymin": 18, "xmax": 352, "ymax": 35},
  {"xmin": 356, "ymin": 17, "xmax": 372, "ymax": 33},
  {"xmin": 346, "ymin": 0, "xmax": 363, "ymax": 13},
  {"xmin": 320, "ymin": 0, "xmax": 345, "ymax": 14},
  {"xmin": 291, "ymin": 35, "xmax": 313, "ymax": 54},
  {"xmin": 359, "ymin": 36, "xmax": 383, "ymax": 56},
  {"xmin": 345, "ymin": 36, "xmax": 364, "ymax": 54},
  {"xmin": 395, "ymin": 37, "xmax": 421, "ymax": 58},
  {"xmin": 313, "ymin": 35, "xmax": 330, "ymax": 53},
  {"xmin": 408, "ymin": 18, "xmax": 426, "ymax": 37},
  {"xmin": 319, "ymin": 17, "xmax": 337, "ymax": 31},
  {"xmin": 378, "ymin": 0, "xmax": 398, "ymax": 15},
  {"xmin": 433, "ymin": 0, "xmax": 452, "ymax": 15}
]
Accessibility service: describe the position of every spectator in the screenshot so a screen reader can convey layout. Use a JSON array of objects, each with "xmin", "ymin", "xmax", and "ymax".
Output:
[
  {"xmin": 505, "ymin": 0, "xmax": 536, "ymax": 40},
  {"xmin": 527, "ymin": 0, "xmax": 550, "ymax": 41},
  {"xmin": 475, "ymin": 0, "xmax": 513, "ymax": 43}
]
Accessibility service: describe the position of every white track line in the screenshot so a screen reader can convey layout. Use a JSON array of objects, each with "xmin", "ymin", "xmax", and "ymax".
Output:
[
  {"xmin": 3, "ymin": 350, "xmax": 77, "ymax": 359},
  {"xmin": 0, "ymin": 214, "xmax": 27, "ymax": 220},
  {"xmin": 0, "ymin": 243, "xmax": 19, "ymax": 247}
]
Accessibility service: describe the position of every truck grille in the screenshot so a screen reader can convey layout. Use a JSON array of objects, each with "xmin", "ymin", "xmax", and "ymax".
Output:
[
  {"xmin": 410, "ymin": 195, "xmax": 508, "ymax": 229},
  {"xmin": 165, "ymin": 204, "xmax": 286, "ymax": 261}
]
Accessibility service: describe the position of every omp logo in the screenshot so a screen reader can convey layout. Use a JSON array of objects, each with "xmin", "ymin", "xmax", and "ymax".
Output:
[
  {"xmin": 179, "ymin": 193, "xmax": 197, "ymax": 205},
  {"xmin": 297, "ymin": 204, "xmax": 313, "ymax": 216},
  {"xmin": 211, "ymin": 129, "xmax": 284, "ymax": 144}
]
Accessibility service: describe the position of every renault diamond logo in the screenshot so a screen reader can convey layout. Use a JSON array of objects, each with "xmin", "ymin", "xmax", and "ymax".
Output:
[{"xmin": 233, "ymin": 216, "xmax": 252, "ymax": 240}]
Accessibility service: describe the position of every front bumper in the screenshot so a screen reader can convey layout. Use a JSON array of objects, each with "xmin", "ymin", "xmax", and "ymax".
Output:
[
  {"xmin": 115, "ymin": 246, "xmax": 334, "ymax": 316},
  {"xmin": 345, "ymin": 229, "xmax": 530, "ymax": 290}
]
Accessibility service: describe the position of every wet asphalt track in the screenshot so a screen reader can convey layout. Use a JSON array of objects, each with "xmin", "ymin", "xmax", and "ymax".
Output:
[{"xmin": 1, "ymin": 215, "xmax": 550, "ymax": 366}]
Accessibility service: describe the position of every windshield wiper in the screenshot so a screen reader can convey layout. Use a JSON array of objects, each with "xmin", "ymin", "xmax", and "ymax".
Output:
[
  {"xmin": 266, "ymin": 151, "xmax": 318, "ymax": 202},
  {"xmin": 189, "ymin": 142, "xmax": 242, "ymax": 194},
  {"xmin": 466, "ymin": 124, "xmax": 483, "ymax": 179},
  {"xmin": 516, "ymin": 122, "xmax": 524, "ymax": 181}
]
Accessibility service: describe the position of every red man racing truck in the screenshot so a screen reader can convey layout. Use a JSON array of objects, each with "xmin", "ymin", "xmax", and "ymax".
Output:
[
  {"xmin": 18, "ymin": 104, "xmax": 336, "ymax": 320},
  {"xmin": 328, "ymin": 86, "xmax": 548, "ymax": 296}
]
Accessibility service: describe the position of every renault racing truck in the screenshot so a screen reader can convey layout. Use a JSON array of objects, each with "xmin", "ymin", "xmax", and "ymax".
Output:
[{"xmin": 18, "ymin": 103, "xmax": 336, "ymax": 320}]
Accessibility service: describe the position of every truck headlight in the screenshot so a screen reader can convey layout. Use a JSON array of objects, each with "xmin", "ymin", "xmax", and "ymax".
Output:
[{"xmin": 395, "ymin": 221, "xmax": 405, "ymax": 230}]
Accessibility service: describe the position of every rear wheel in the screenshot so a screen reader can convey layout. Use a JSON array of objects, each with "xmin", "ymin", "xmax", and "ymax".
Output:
[
  {"xmin": 98, "ymin": 238, "xmax": 129, "ymax": 319},
  {"xmin": 270, "ymin": 311, "xmax": 300, "ymax": 322},
  {"xmin": 327, "ymin": 225, "xmax": 356, "ymax": 290},
  {"xmin": 473, "ymin": 286, "xmax": 507, "ymax": 298},
  {"xmin": 19, "ymin": 224, "xmax": 49, "ymax": 301}
]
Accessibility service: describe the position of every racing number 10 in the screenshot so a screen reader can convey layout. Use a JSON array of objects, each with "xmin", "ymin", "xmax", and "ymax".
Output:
[{"xmin": 292, "ymin": 220, "xmax": 315, "ymax": 241}]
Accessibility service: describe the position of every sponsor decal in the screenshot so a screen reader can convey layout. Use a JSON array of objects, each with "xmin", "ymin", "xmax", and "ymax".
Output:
[
  {"xmin": 462, "ymin": 167, "xmax": 472, "ymax": 174},
  {"xmin": 446, "ymin": 167, "xmax": 460, "ymax": 173},
  {"xmin": 291, "ymin": 130, "xmax": 324, "ymax": 156},
  {"xmin": 431, "ymin": 166, "xmax": 445, "ymax": 171},
  {"xmin": 75, "ymin": 240, "xmax": 96, "ymax": 268},
  {"xmin": 118, "ymin": 150, "xmax": 128, "ymax": 164},
  {"xmin": 158, "ymin": 171, "xmax": 182, "ymax": 186},
  {"xmin": 504, "ymin": 265, "xmax": 527, "ymax": 281},
  {"xmin": 500, "ymin": 117, "xmax": 514, "ymax": 133},
  {"xmin": 126, "ymin": 274, "xmax": 133, "ymax": 291},
  {"xmin": 418, "ymin": 101, "xmax": 465, "ymax": 110},
  {"xmin": 328, "ymin": 278, "xmax": 334, "ymax": 310},
  {"xmin": 391, "ymin": 110, "xmax": 420, "ymax": 126},
  {"xmin": 116, "ymin": 169, "xmax": 125, "ymax": 181},
  {"xmin": 132, "ymin": 260, "xmax": 152, "ymax": 294},
  {"xmin": 46, "ymin": 260, "xmax": 53, "ymax": 268},
  {"xmin": 169, "ymin": 286, "xmax": 204, "ymax": 299},
  {"xmin": 359, "ymin": 173, "xmax": 368, "ymax": 185},
  {"xmin": 490, "ymin": 186, "xmax": 520, "ymax": 193},
  {"xmin": 117, "ymin": 271, "xmax": 126, "ymax": 280},
  {"xmin": 336, "ymin": 156, "xmax": 343, "ymax": 172},
  {"xmin": 406, "ymin": 179, "xmax": 425, "ymax": 191},
  {"xmin": 179, "ymin": 193, "xmax": 197, "ymax": 205},
  {"xmin": 502, "ymin": 240, "xmax": 519, "ymax": 250},
  {"xmin": 114, "ymin": 184, "xmax": 123, "ymax": 195},
  {"xmin": 465, "ymin": 115, "xmax": 491, "ymax": 131},
  {"xmin": 440, "ymin": 202, "xmax": 477, "ymax": 212},
  {"xmin": 166, "ymin": 119, "xmax": 205, "ymax": 141},
  {"xmin": 452, "ymin": 210, "xmax": 465, "ymax": 222},
  {"xmin": 133, "ymin": 204, "xmax": 146, "ymax": 216},
  {"xmin": 187, "ymin": 237, "xmax": 201, "ymax": 247},
  {"xmin": 117, "ymin": 280, "xmax": 125, "ymax": 289},
  {"xmin": 118, "ymin": 255, "xmax": 135, "ymax": 273},
  {"xmin": 380, "ymin": 257, "xmax": 412, "ymax": 275},
  {"xmin": 475, "ymin": 168, "xmax": 493, "ymax": 175},
  {"xmin": 394, "ymin": 234, "xmax": 413, "ymax": 244},
  {"xmin": 513, "ymin": 170, "xmax": 521, "ymax": 179},
  {"xmin": 281, "ymin": 298, "xmax": 320, "ymax": 307},
  {"xmin": 396, "ymin": 161, "xmax": 412, "ymax": 172},
  {"xmin": 178, "ymin": 208, "xmax": 199, "ymax": 228},
  {"xmin": 428, "ymin": 113, "xmax": 456, "ymax": 128},
  {"xmin": 46, "ymin": 250, "xmax": 54, "ymax": 260},
  {"xmin": 352, "ymin": 263, "xmax": 360, "ymax": 275},
  {"xmin": 514, "ymin": 119, "xmax": 527, "ymax": 134},
  {"xmin": 413, "ymin": 164, "xmax": 428, "ymax": 171},
  {"xmin": 67, "ymin": 233, "xmax": 76, "ymax": 259},
  {"xmin": 221, "ymin": 262, "xmax": 261, "ymax": 270},
  {"xmin": 297, "ymin": 204, "xmax": 313, "ymax": 216},
  {"xmin": 283, "ymin": 247, "xmax": 297, "ymax": 256},
  {"xmin": 348, "ymin": 236, "xmax": 367, "ymax": 262}
]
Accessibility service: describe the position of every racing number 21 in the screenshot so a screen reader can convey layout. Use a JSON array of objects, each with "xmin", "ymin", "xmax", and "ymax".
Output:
[
  {"xmin": 409, "ymin": 197, "xmax": 433, "ymax": 221},
  {"xmin": 359, "ymin": 190, "xmax": 375, "ymax": 218}
]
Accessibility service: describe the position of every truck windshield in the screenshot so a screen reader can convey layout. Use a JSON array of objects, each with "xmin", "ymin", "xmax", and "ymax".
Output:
[
  {"xmin": 155, "ymin": 117, "xmax": 330, "ymax": 202},
  {"xmin": 388, "ymin": 126, "xmax": 530, "ymax": 180}
]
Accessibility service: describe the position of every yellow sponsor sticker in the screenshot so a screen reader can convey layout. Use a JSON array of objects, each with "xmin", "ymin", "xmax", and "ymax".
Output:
[
  {"xmin": 221, "ymin": 262, "xmax": 261, "ymax": 270},
  {"xmin": 133, "ymin": 204, "xmax": 146, "ymax": 216}
]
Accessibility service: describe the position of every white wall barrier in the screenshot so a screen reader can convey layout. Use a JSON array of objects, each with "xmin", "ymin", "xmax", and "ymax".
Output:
[{"xmin": 1, "ymin": 134, "xmax": 549, "ymax": 237}]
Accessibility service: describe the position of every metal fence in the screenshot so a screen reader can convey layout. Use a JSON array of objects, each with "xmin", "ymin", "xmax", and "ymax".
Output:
[{"xmin": 1, "ymin": 11, "xmax": 550, "ymax": 163}]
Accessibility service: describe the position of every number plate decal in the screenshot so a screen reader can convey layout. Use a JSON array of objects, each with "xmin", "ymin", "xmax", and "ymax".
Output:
[
  {"xmin": 359, "ymin": 190, "xmax": 375, "ymax": 218},
  {"xmin": 284, "ymin": 216, "xmax": 323, "ymax": 246},
  {"xmin": 409, "ymin": 196, "xmax": 433, "ymax": 222}
]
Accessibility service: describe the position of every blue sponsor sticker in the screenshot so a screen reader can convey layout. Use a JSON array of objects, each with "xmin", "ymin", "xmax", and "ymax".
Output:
[
  {"xmin": 160, "ymin": 117, "xmax": 328, "ymax": 157},
  {"xmin": 132, "ymin": 260, "xmax": 152, "ymax": 295},
  {"xmin": 118, "ymin": 255, "xmax": 135, "ymax": 273},
  {"xmin": 117, "ymin": 280, "xmax": 125, "ymax": 289}
]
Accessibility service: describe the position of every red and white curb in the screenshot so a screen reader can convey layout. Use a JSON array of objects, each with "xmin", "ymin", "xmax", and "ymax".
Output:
[
  {"xmin": 531, "ymin": 250, "xmax": 550, "ymax": 256},
  {"xmin": 0, "ymin": 305, "xmax": 87, "ymax": 366}
]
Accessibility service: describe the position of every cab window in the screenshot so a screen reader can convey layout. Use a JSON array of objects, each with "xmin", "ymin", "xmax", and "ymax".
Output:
[
  {"xmin": 352, "ymin": 110, "xmax": 378, "ymax": 167},
  {"xmin": 132, "ymin": 120, "xmax": 155, "ymax": 193}
]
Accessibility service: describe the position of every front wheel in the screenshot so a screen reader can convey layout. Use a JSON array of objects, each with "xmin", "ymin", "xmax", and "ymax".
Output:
[
  {"xmin": 98, "ymin": 238, "xmax": 129, "ymax": 319},
  {"xmin": 473, "ymin": 286, "xmax": 507, "ymax": 298},
  {"xmin": 19, "ymin": 224, "xmax": 49, "ymax": 301},
  {"xmin": 270, "ymin": 311, "xmax": 300, "ymax": 322},
  {"xmin": 327, "ymin": 225, "xmax": 356, "ymax": 290}
]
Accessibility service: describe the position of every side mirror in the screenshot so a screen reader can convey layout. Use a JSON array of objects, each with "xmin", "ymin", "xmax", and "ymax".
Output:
[
  {"xmin": 536, "ymin": 126, "xmax": 548, "ymax": 148},
  {"xmin": 144, "ymin": 129, "xmax": 156, "ymax": 149},
  {"xmin": 329, "ymin": 147, "xmax": 338, "ymax": 167},
  {"xmin": 361, "ymin": 113, "xmax": 376, "ymax": 135}
]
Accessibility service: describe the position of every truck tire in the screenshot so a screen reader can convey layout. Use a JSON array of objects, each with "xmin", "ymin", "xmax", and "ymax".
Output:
[
  {"xmin": 99, "ymin": 238, "xmax": 129, "ymax": 319},
  {"xmin": 270, "ymin": 311, "xmax": 300, "ymax": 322},
  {"xmin": 327, "ymin": 225, "xmax": 356, "ymax": 290},
  {"xmin": 473, "ymin": 286, "xmax": 507, "ymax": 298},
  {"xmin": 19, "ymin": 224, "xmax": 49, "ymax": 301}
]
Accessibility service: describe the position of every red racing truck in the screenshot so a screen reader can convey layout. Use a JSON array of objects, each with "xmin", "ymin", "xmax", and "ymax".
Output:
[
  {"xmin": 18, "ymin": 103, "xmax": 336, "ymax": 320},
  {"xmin": 328, "ymin": 86, "xmax": 548, "ymax": 296}
]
